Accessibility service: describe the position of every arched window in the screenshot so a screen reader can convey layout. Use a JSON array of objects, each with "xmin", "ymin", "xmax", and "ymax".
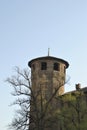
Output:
[
  {"xmin": 41, "ymin": 62, "xmax": 47, "ymax": 70},
  {"xmin": 54, "ymin": 63, "xmax": 60, "ymax": 71}
]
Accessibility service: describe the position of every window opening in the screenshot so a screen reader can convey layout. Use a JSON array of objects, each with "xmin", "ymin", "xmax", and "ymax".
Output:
[
  {"xmin": 32, "ymin": 64, "xmax": 35, "ymax": 70},
  {"xmin": 54, "ymin": 63, "xmax": 60, "ymax": 71},
  {"xmin": 64, "ymin": 66, "xmax": 66, "ymax": 73},
  {"xmin": 41, "ymin": 62, "xmax": 47, "ymax": 70}
]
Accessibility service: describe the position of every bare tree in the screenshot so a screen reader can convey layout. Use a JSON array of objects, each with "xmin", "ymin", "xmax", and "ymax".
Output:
[
  {"xmin": 6, "ymin": 67, "xmax": 30, "ymax": 130},
  {"xmin": 6, "ymin": 67, "xmax": 68, "ymax": 130}
]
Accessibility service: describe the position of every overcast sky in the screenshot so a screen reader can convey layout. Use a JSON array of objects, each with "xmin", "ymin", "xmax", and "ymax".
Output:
[{"xmin": 0, "ymin": 0, "xmax": 87, "ymax": 130}]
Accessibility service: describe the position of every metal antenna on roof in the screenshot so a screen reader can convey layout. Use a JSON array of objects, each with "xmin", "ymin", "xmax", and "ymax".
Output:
[{"xmin": 48, "ymin": 48, "xmax": 50, "ymax": 56}]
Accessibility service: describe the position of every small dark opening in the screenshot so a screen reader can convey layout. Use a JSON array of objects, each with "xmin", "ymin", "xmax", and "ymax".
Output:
[
  {"xmin": 54, "ymin": 63, "xmax": 60, "ymax": 71},
  {"xmin": 41, "ymin": 62, "xmax": 47, "ymax": 70},
  {"xmin": 64, "ymin": 66, "xmax": 66, "ymax": 73},
  {"xmin": 32, "ymin": 64, "xmax": 35, "ymax": 70}
]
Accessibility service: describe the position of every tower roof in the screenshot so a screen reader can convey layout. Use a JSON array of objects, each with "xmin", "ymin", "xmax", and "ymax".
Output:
[{"xmin": 28, "ymin": 56, "xmax": 69, "ymax": 68}]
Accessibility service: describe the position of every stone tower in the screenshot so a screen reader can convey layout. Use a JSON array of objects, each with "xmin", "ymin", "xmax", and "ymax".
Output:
[
  {"xmin": 28, "ymin": 55, "xmax": 69, "ymax": 97},
  {"xmin": 28, "ymin": 55, "xmax": 69, "ymax": 130}
]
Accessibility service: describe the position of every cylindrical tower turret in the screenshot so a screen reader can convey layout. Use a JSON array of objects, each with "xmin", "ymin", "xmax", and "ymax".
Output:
[{"xmin": 28, "ymin": 56, "xmax": 69, "ymax": 97}]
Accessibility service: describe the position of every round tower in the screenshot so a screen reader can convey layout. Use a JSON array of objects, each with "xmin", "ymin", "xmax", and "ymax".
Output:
[{"xmin": 28, "ymin": 56, "xmax": 69, "ymax": 97}]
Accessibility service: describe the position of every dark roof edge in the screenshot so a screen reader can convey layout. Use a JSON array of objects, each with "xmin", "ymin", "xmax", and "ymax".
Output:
[
  {"xmin": 28, "ymin": 56, "xmax": 69, "ymax": 68},
  {"xmin": 64, "ymin": 87, "xmax": 87, "ymax": 95}
]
